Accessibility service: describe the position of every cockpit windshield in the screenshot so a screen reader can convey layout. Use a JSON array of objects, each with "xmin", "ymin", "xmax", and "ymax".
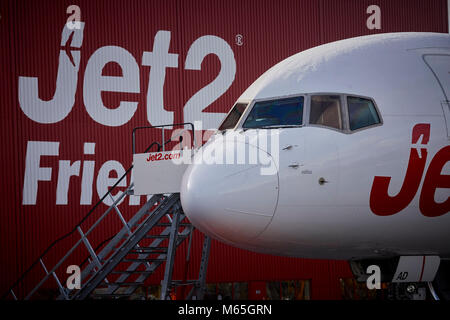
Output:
[
  {"xmin": 218, "ymin": 103, "xmax": 248, "ymax": 131},
  {"xmin": 242, "ymin": 96, "xmax": 304, "ymax": 129}
]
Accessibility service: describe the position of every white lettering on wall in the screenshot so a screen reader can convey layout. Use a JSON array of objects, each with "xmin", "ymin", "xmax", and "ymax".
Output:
[
  {"xmin": 18, "ymin": 23, "xmax": 85, "ymax": 123},
  {"xmin": 18, "ymin": 22, "xmax": 239, "ymax": 206},
  {"xmin": 142, "ymin": 31, "xmax": 179, "ymax": 127},
  {"xmin": 96, "ymin": 160, "xmax": 127, "ymax": 206},
  {"xmin": 23, "ymin": 141, "xmax": 60, "ymax": 205},
  {"xmin": 56, "ymin": 160, "xmax": 81, "ymax": 205},
  {"xmin": 184, "ymin": 35, "xmax": 236, "ymax": 129},
  {"xmin": 81, "ymin": 142, "xmax": 96, "ymax": 205},
  {"xmin": 83, "ymin": 46, "xmax": 140, "ymax": 126},
  {"xmin": 18, "ymin": 23, "xmax": 235, "ymax": 129}
]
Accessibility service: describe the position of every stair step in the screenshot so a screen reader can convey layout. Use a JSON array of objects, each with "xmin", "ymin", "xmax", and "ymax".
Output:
[
  {"xmin": 171, "ymin": 279, "xmax": 199, "ymax": 285},
  {"xmin": 145, "ymin": 234, "xmax": 170, "ymax": 239},
  {"xmin": 130, "ymin": 251, "xmax": 167, "ymax": 255},
  {"xmin": 130, "ymin": 247, "xmax": 168, "ymax": 254},
  {"xmin": 111, "ymin": 270, "xmax": 154, "ymax": 275},
  {"xmin": 156, "ymin": 222, "xmax": 191, "ymax": 227},
  {"xmin": 123, "ymin": 258, "xmax": 166, "ymax": 263},
  {"xmin": 144, "ymin": 233, "xmax": 189, "ymax": 240},
  {"xmin": 92, "ymin": 293, "xmax": 132, "ymax": 298},
  {"xmin": 155, "ymin": 223, "xmax": 171, "ymax": 227},
  {"xmin": 111, "ymin": 282, "xmax": 144, "ymax": 286}
]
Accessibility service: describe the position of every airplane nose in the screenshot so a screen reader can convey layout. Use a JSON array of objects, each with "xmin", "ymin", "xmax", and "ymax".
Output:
[{"xmin": 180, "ymin": 139, "xmax": 279, "ymax": 246}]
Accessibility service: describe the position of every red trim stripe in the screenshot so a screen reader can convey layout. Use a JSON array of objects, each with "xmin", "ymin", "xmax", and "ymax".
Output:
[{"xmin": 419, "ymin": 256, "xmax": 426, "ymax": 282}]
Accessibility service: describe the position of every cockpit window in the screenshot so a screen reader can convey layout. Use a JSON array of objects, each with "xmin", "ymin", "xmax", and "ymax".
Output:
[
  {"xmin": 347, "ymin": 96, "xmax": 381, "ymax": 131},
  {"xmin": 242, "ymin": 96, "xmax": 304, "ymax": 129},
  {"xmin": 218, "ymin": 103, "xmax": 248, "ymax": 131},
  {"xmin": 309, "ymin": 95, "xmax": 343, "ymax": 130}
]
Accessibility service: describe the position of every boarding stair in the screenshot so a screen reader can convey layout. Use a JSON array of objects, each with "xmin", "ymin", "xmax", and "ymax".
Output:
[{"xmin": 3, "ymin": 123, "xmax": 210, "ymax": 300}]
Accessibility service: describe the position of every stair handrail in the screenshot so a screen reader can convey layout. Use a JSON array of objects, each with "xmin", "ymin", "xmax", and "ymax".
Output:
[{"xmin": 132, "ymin": 122, "xmax": 196, "ymax": 156}]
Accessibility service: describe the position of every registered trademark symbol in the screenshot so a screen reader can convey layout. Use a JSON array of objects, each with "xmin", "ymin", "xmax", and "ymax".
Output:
[{"xmin": 235, "ymin": 34, "xmax": 243, "ymax": 46}]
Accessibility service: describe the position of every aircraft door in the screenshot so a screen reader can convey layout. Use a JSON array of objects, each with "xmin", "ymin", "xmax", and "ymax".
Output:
[
  {"xmin": 276, "ymin": 128, "xmax": 306, "ymax": 207},
  {"xmin": 423, "ymin": 54, "xmax": 450, "ymax": 138}
]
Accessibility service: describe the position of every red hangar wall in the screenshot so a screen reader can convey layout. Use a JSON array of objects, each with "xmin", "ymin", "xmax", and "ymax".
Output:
[{"xmin": 0, "ymin": 0, "xmax": 448, "ymax": 300}]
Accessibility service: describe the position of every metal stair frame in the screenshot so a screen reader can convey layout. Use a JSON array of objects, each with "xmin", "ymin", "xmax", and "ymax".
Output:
[
  {"xmin": 99, "ymin": 213, "xmax": 193, "ymax": 298},
  {"xmin": 74, "ymin": 193, "xmax": 164, "ymax": 290},
  {"xmin": 186, "ymin": 235, "xmax": 211, "ymax": 300},
  {"xmin": 159, "ymin": 208, "xmax": 182, "ymax": 299},
  {"xmin": 4, "ymin": 122, "xmax": 213, "ymax": 301},
  {"xmin": 26, "ymin": 183, "xmax": 141, "ymax": 300},
  {"xmin": 71, "ymin": 193, "xmax": 181, "ymax": 300}
]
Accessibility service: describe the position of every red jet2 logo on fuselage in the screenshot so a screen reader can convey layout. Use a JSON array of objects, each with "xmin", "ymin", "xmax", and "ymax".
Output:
[{"xmin": 370, "ymin": 123, "xmax": 450, "ymax": 217}]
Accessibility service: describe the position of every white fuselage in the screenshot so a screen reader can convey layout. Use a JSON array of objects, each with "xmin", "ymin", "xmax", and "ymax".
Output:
[{"xmin": 180, "ymin": 33, "xmax": 450, "ymax": 261}]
